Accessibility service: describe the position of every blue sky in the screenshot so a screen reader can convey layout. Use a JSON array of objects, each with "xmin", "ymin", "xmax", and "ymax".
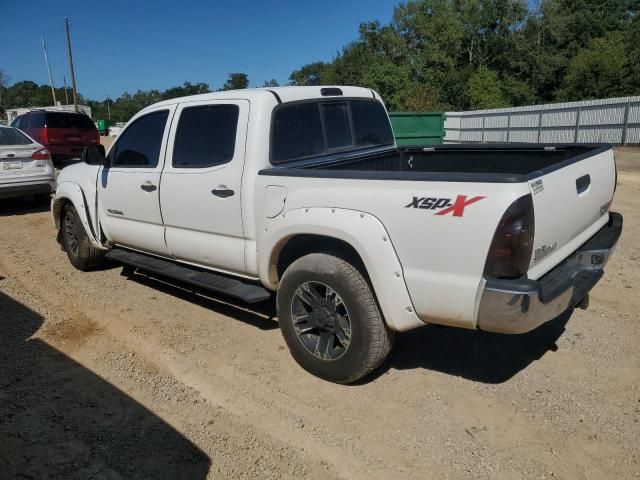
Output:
[{"xmin": 1, "ymin": 0, "xmax": 401, "ymax": 100}]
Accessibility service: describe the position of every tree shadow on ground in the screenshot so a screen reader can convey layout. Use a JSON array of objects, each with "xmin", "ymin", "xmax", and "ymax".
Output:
[
  {"xmin": 378, "ymin": 310, "xmax": 572, "ymax": 384},
  {"xmin": 0, "ymin": 287, "xmax": 211, "ymax": 479}
]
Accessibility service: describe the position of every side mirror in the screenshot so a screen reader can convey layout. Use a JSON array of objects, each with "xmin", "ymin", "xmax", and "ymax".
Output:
[{"xmin": 82, "ymin": 144, "xmax": 106, "ymax": 166}]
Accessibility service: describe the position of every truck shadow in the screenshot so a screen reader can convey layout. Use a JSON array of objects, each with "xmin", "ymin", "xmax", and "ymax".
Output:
[
  {"xmin": 112, "ymin": 268, "xmax": 571, "ymax": 384},
  {"xmin": 124, "ymin": 270, "xmax": 279, "ymax": 331},
  {"xmin": 384, "ymin": 310, "xmax": 572, "ymax": 384},
  {"xmin": 0, "ymin": 196, "xmax": 51, "ymax": 216},
  {"xmin": 0, "ymin": 286, "xmax": 211, "ymax": 479}
]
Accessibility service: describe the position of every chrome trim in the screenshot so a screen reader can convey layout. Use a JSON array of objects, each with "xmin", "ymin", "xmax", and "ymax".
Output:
[
  {"xmin": 477, "ymin": 213, "xmax": 621, "ymax": 334},
  {"xmin": 477, "ymin": 286, "xmax": 573, "ymax": 334}
]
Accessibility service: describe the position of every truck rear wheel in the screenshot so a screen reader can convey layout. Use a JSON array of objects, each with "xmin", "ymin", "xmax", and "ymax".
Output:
[
  {"xmin": 277, "ymin": 253, "xmax": 393, "ymax": 384},
  {"xmin": 62, "ymin": 204, "xmax": 104, "ymax": 271}
]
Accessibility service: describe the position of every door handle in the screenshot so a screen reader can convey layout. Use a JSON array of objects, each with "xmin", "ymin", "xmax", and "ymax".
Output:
[
  {"xmin": 211, "ymin": 188, "xmax": 235, "ymax": 198},
  {"xmin": 140, "ymin": 183, "xmax": 157, "ymax": 192},
  {"xmin": 576, "ymin": 174, "xmax": 590, "ymax": 194}
]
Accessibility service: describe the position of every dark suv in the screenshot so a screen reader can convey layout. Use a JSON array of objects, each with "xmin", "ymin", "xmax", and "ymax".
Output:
[{"xmin": 11, "ymin": 110, "xmax": 100, "ymax": 165}]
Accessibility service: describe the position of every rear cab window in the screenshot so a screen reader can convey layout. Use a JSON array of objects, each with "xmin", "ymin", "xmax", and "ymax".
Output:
[
  {"xmin": 271, "ymin": 98, "xmax": 394, "ymax": 164},
  {"xmin": 45, "ymin": 112, "xmax": 96, "ymax": 130}
]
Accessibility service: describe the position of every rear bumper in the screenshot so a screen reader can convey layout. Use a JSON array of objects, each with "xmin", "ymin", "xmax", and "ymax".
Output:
[
  {"xmin": 477, "ymin": 212, "xmax": 623, "ymax": 334},
  {"xmin": 0, "ymin": 181, "xmax": 54, "ymax": 200}
]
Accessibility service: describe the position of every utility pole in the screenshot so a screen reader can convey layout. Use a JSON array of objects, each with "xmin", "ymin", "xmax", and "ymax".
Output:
[
  {"xmin": 106, "ymin": 96, "xmax": 111, "ymax": 121},
  {"xmin": 63, "ymin": 76, "xmax": 69, "ymax": 105},
  {"xmin": 64, "ymin": 17, "xmax": 78, "ymax": 112},
  {"xmin": 41, "ymin": 35, "xmax": 57, "ymax": 105}
]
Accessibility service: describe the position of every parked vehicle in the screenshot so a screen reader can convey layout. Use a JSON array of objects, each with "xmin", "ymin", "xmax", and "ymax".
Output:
[
  {"xmin": 11, "ymin": 110, "xmax": 100, "ymax": 165},
  {"xmin": 0, "ymin": 126, "xmax": 55, "ymax": 201},
  {"xmin": 51, "ymin": 86, "xmax": 622, "ymax": 383}
]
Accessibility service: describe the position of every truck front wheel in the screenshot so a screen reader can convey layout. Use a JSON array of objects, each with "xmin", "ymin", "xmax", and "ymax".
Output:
[
  {"xmin": 61, "ymin": 204, "xmax": 104, "ymax": 271},
  {"xmin": 277, "ymin": 253, "xmax": 393, "ymax": 384}
]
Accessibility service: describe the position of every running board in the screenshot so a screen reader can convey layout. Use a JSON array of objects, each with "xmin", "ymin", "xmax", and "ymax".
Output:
[{"xmin": 105, "ymin": 249, "xmax": 271, "ymax": 304}]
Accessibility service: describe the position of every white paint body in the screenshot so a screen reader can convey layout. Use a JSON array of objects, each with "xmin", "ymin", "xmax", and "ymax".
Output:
[{"xmin": 52, "ymin": 86, "xmax": 616, "ymax": 332}]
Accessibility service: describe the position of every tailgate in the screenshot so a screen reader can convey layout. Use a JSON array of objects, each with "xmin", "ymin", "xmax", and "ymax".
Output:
[
  {"xmin": 527, "ymin": 147, "xmax": 616, "ymax": 279},
  {"xmin": 48, "ymin": 127, "xmax": 97, "ymax": 145}
]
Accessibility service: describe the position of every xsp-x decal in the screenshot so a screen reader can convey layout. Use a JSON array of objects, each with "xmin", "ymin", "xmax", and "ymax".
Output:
[{"xmin": 405, "ymin": 195, "xmax": 486, "ymax": 217}]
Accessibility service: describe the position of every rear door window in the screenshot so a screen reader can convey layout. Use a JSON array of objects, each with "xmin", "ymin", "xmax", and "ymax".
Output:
[
  {"xmin": 173, "ymin": 105, "xmax": 239, "ymax": 168},
  {"xmin": 112, "ymin": 110, "xmax": 169, "ymax": 168},
  {"xmin": 45, "ymin": 112, "xmax": 95, "ymax": 129}
]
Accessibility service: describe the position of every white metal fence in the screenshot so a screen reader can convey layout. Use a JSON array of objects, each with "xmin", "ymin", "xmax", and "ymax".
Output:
[{"xmin": 445, "ymin": 96, "xmax": 640, "ymax": 145}]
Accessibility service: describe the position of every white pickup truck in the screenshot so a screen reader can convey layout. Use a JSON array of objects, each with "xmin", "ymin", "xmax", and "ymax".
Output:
[{"xmin": 51, "ymin": 86, "xmax": 622, "ymax": 383}]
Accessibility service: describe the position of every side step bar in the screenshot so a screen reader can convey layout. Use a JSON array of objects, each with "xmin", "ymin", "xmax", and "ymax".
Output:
[{"xmin": 105, "ymin": 249, "xmax": 272, "ymax": 304}]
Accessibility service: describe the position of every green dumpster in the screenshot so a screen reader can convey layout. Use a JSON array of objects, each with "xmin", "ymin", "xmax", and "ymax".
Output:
[
  {"xmin": 97, "ymin": 119, "xmax": 108, "ymax": 136},
  {"xmin": 389, "ymin": 112, "xmax": 445, "ymax": 146}
]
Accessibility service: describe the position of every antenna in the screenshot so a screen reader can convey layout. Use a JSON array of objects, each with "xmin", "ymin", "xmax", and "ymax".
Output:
[
  {"xmin": 65, "ymin": 17, "xmax": 78, "ymax": 112},
  {"xmin": 41, "ymin": 35, "xmax": 57, "ymax": 105},
  {"xmin": 63, "ymin": 75, "xmax": 69, "ymax": 105}
]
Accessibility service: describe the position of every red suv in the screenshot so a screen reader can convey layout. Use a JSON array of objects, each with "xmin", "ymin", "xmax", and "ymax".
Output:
[{"xmin": 11, "ymin": 110, "xmax": 100, "ymax": 165}]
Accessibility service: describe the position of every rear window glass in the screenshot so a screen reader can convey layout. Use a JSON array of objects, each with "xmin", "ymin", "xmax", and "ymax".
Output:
[
  {"xmin": 322, "ymin": 103, "xmax": 352, "ymax": 149},
  {"xmin": 351, "ymin": 101, "xmax": 395, "ymax": 146},
  {"xmin": 271, "ymin": 99, "xmax": 393, "ymax": 164},
  {"xmin": 0, "ymin": 127, "xmax": 32, "ymax": 146},
  {"xmin": 272, "ymin": 103, "xmax": 324, "ymax": 163},
  {"xmin": 173, "ymin": 105, "xmax": 239, "ymax": 168},
  {"xmin": 45, "ymin": 112, "xmax": 96, "ymax": 129}
]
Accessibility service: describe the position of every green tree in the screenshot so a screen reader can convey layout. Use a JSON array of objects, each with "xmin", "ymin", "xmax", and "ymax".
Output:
[
  {"xmin": 558, "ymin": 32, "xmax": 629, "ymax": 100},
  {"xmin": 289, "ymin": 62, "xmax": 331, "ymax": 85},
  {"xmin": 262, "ymin": 79, "xmax": 279, "ymax": 87},
  {"xmin": 467, "ymin": 67, "xmax": 509, "ymax": 109},
  {"xmin": 220, "ymin": 73, "xmax": 249, "ymax": 91},
  {"xmin": 0, "ymin": 70, "xmax": 8, "ymax": 116}
]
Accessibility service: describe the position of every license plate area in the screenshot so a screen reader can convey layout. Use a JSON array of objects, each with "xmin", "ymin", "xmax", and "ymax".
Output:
[{"xmin": 2, "ymin": 160, "xmax": 22, "ymax": 170}]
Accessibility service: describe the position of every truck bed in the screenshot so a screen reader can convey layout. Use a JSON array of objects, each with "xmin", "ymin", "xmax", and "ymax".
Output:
[{"xmin": 260, "ymin": 144, "xmax": 610, "ymax": 183}]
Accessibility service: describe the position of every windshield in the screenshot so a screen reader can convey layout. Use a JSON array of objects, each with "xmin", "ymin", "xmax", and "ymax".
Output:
[
  {"xmin": 271, "ymin": 99, "xmax": 394, "ymax": 164},
  {"xmin": 0, "ymin": 127, "xmax": 32, "ymax": 146}
]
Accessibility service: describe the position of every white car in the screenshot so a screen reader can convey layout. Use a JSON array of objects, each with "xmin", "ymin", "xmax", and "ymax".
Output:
[
  {"xmin": 51, "ymin": 86, "xmax": 622, "ymax": 383},
  {"xmin": 0, "ymin": 126, "xmax": 56, "ymax": 201}
]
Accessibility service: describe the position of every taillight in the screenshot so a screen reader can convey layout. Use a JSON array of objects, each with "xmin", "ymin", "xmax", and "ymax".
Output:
[
  {"xmin": 41, "ymin": 128, "xmax": 49, "ymax": 146},
  {"xmin": 95, "ymin": 131, "xmax": 101, "ymax": 144},
  {"xmin": 484, "ymin": 194, "xmax": 535, "ymax": 278},
  {"xmin": 32, "ymin": 148, "xmax": 51, "ymax": 160}
]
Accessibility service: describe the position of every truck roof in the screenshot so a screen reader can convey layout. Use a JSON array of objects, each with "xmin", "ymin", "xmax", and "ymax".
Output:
[{"xmin": 140, "ymin": 86, "xmax": 379, "ymax": 112}]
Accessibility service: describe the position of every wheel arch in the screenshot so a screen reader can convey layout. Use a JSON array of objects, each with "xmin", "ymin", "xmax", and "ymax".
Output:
[
  {"xmin": 53, "ymin": 182, "xmax": 106, "ymax": 250},
  {"xmin": 259, "ymin": 207, "xmax": 424, "ymax": 332}
]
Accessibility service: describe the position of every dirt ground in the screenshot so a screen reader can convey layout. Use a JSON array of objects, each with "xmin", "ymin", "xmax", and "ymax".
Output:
[{"xmin": 1, "ymin": 173, "xmax": 639, "ymax": 479}]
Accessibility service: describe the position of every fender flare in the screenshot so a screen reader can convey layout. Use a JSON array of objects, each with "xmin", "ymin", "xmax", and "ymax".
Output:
[
  {"xmin": 52, "ymin": 181, "xmax": 107, "ymax": 251},
  {"xmin": 258, "ymin": 207, "xmax": 425, "ymax": 332}
]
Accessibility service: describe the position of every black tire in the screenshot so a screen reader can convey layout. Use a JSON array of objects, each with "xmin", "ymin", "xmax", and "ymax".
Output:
[
  {"xmin": 61, "ymin": 204, "xmax": 104, "ymax": 271},
  {"xmin": 277, "ymin": 253, "xmax": 393, "ymax": 384}
]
